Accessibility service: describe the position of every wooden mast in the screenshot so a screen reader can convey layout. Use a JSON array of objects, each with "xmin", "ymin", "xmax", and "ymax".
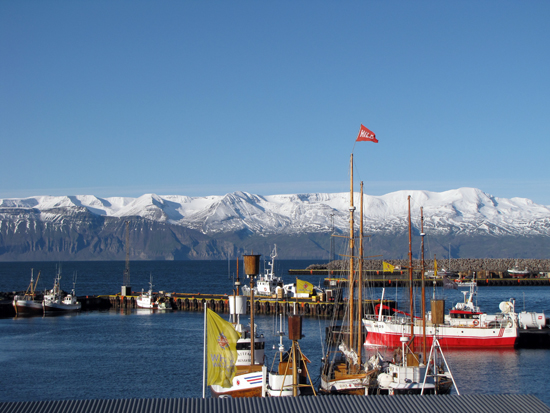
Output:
[
  {"xmin": 421, "ymin": 207, "xmax": 426, "ymax": 362},
  {"xmin": 348, "ymin": 153, "xmax": 355, "ymax": 354},
  {"xmin": 408, "ymin": 195, "xmax": 415, "ymax": 354}
]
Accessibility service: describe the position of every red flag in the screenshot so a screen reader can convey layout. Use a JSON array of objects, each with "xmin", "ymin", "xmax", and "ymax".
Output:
[{"xmin": 356, "ymin": 124, "xmax": 378, "ymax": 143}]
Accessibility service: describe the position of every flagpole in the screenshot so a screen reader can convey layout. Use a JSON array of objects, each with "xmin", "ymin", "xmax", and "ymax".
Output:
[{"xmin": 202, "ymin": 302, "xmax": 207, "ymax": 398}]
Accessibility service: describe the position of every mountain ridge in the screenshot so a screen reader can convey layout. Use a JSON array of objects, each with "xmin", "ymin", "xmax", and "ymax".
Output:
[{"xmin": 1, "ymin": 187, "xmax": 549, "ymax": 261}]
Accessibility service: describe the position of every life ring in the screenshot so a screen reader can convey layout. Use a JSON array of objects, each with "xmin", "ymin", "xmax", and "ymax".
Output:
[{"xmin": 473, "ymin": 320, "xmax": 479, "ymax": 326}]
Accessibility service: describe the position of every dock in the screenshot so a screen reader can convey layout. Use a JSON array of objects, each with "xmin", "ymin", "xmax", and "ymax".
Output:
[{"xmin": 0, "ymin": 293, "xmax": 397, "ymax": 319}]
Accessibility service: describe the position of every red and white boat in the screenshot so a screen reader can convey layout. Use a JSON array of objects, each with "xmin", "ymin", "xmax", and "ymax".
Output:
[{"xmin": 363, "ymin": 283, "xmax": 519, "ymax": 349}]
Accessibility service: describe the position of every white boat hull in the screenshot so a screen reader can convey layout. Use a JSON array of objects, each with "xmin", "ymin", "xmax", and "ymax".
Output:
[{"xmin": 43, "ymin": 301, "xmax": 81, "ymax": 313}]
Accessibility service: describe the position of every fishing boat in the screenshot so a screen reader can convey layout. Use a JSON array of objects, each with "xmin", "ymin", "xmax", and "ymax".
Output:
[
  {"xmin": 363, "ymin": 205, "xmax": 518, "ymax": 349},
  {"xmin": 13, "ymin": 269, "xmax": 43, "ymax": 316},
  {"xmin": 241, "ymin": 245, "xmax": 284, "ymax": 298},
  {"xmin": 364, "ymin": 284, "xmax": 518, "ymax": 349},
  {"xmin": 241, "ymin": 245, "xmax": 324, "ymax": 299},
  {"xmin": 209, "ymin": 256, "xmax": 266, "ymax": 398},
  {"xmin": 136, "ymin": 276, "xmax": 157, "ymax": 309},
  {"xmin": 319, "ymin": 153, "xmax": 376, "ymax": 395},
  {"xmin": 43, "ymin": 271, "xmax": 81, "ymax": 313}
]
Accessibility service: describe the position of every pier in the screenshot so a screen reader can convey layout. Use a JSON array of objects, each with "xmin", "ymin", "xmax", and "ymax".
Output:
[{"xmin": 0, "ymin": 292, "xmax": 397, "ymax": 319}]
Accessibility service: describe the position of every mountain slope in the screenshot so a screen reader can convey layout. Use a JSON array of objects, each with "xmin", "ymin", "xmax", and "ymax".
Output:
[{"xmin": 1, "ymin": 188, "xmax": 549, "ymax": 260}]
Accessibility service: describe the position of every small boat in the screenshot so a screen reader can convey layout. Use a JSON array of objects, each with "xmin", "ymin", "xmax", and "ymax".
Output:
[
  {"xmin": 508, "ymin": 263, "xmax": 530, "ymax": 278},
  {"xmin": 13, "ymin": 269, "xmax": 43, "ymax": 316},
  {"xmin": 368, "ymin": 205, "xmax": 458, "ymax": 396},
  {"xmin": 43, "ymin": 271, "xmax": 81, "ymax": 314},
  {"xmin": 136, "ymin": 276, "xmax": 157, "ymax": 309},
  {"xmin": 371, "ymin": 336, "xmax": 456, "ymax": 395},
  {"xmin": 265, "ymin": 314, "xmax": 316, "ymax": 397},
  {"xmin": 156, "ymin": 295, "xmax": 172, "ymax": 310}
]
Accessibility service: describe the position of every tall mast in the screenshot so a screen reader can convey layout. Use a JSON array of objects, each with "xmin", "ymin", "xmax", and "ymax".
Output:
[
  {"xmin": 357, "ymin": 181, "xmax": 364, "ymax": 363},
  {"xmin": 348, "ymin": 153, "xmax": 355, "ymax": 352},
  {"xmin": 421, "ymin": 207, "xmax": 426, "ymax": 362},
  {"xmin": 408, "ymin": 195, "xmax": 415, "ymax": 354}
]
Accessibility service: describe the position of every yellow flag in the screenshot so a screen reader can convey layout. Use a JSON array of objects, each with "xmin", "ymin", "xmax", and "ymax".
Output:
[
  {"xmin": 434, "ymin": 258, "xmax": 438, "ymax": 277},
  {"xmin": 296, "ymin": 278, "xmax": 313, "ymax": 294},
  {"xmin": 207, "ymin": 308, "xmax": 241, "ymax": 388},
  {"xmin": 383, "ymin": 262, "xmax": 395, "ymax": 272}
]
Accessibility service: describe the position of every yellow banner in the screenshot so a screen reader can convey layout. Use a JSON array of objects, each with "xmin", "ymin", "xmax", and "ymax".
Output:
[
  {"xmin": 296, "ymin": 278, "xmax": 313, "ymax": 294},
  {"xmin": 383, "ymin": 262, "xmax": 395, "ymax": 272},
  {"xmin": 434, "ymin": 258, "xmax": 438, "ymax": 277},
  {"xmin": 207, "ymin": 308, "xmax": 241, "ymax": 388}
]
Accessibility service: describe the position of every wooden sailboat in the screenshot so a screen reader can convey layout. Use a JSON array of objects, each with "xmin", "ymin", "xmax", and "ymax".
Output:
[{"xmin": 319, "ymin": 154, "xmax": 376, "ymax": 395}]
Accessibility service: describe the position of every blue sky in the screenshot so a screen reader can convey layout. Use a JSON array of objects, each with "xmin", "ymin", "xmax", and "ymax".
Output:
[{"xmin": 1, "ymin": 1, "xmax": 549, "ymax": 205}]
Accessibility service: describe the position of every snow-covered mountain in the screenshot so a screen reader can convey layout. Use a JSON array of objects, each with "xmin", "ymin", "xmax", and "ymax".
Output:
[
  {"xmin": 1, "ymin": 188, "xmax": 549, "ymax": 261},
  {"xmin": 1, "ymin": 188, "xmax": 549, "ymax": 236}
]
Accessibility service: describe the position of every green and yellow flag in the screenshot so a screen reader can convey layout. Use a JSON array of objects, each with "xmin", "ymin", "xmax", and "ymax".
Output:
[
  {"xmin": 296, "ymin": 278, "xmax": 313, "ymax": 295},
  {"xmin": 383, "ymin": 262, "xmax": 395, "ymax": 272},
  {"xmin": 206, "ymin": 309, "xmax": 241, "ymax": 388}
]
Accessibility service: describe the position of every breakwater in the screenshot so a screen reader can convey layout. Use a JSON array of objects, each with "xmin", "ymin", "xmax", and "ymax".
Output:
[{"xmin": 307, "ymin": 258, "xmax": 550, "ymax": 274}]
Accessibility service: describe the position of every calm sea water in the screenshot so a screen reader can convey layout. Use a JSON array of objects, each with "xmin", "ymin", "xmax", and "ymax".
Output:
[{"xmin": 1, "ymin": 260, "xmax": 550, "ymax": 404}]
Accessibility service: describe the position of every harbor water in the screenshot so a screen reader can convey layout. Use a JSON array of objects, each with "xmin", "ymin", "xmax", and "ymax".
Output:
[{"xmin": 1, "ymin": 260, "xmax": 550, "ymax": 403}]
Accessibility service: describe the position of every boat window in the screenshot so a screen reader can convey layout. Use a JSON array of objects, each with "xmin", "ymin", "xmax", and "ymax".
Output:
[{"xmin": 236, "ymin": 343, "xmax": 250, "ymax": 350}]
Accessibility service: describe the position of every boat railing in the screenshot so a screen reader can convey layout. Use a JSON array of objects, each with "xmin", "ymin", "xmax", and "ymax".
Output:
[{"xmin": 365, "ymin": 313, "xmax": 514, "ymax": 329}]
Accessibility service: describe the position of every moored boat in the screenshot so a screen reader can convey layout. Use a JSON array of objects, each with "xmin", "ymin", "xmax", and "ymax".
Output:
[
  {"xmin": 13, "ymin": 269, "xmax": 43, "ymax": 316},
  {"xmin": 43, "ymin": 271, "xmax": 81, "ymax": 314},
  {"xmin": 319, "ymin": 147, "xmax": 376, "ymax": 395},
  {"xmin": 364, "ymin": 271, "xmax": 518, "ymax": 349},
  {"xmin": 508, "ymin": 263, "xmax": 530, "ymax": 278},
  {"xmin": 136, "ymin": 276, "xmax": 157, "ymax": 309}
]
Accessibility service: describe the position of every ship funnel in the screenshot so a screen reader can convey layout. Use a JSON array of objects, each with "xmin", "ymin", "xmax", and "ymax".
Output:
[{"xmin": 243, "ymin": 254, "xmax": 261, "ymax": 277}]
